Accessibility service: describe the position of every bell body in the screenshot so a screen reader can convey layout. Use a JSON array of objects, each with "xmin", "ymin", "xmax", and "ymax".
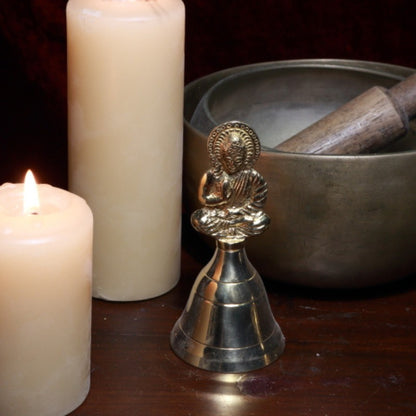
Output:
[{"xmin": 171, "ymin": 239, "xmax": 285, "ymax": 373}]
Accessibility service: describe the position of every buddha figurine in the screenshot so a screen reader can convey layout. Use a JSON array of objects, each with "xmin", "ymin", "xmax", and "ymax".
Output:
[{"xmin": 191, "ymin": 121, "xmax": 270, "ymax": 241}]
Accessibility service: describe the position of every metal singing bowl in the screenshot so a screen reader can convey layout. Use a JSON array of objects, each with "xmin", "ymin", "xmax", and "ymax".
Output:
[{"xmin": 183, "ymin": 59, "xmax": 416, "ymax": 288}]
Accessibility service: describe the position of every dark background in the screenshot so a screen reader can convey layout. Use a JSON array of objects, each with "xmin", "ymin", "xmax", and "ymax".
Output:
[{"xmin": 1, "ymin": 0, "xmax": 415, "ymax": 188}]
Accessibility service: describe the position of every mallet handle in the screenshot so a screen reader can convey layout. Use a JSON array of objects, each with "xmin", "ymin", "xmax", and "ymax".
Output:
[{"xmin": 275, "ymin": 73, "xmax": 416, "ymax": 154}]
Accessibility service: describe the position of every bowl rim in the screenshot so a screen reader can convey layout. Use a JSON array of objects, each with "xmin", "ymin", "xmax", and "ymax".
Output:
[{"xmin": 184, "ymin": 58, "xmax": 416, "ymax": 160}]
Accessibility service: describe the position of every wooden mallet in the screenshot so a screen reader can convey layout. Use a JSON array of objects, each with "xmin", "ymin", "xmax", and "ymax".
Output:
[{"xmin": 275, "ymin": 73, "xmax": 416, "ymax": 154}]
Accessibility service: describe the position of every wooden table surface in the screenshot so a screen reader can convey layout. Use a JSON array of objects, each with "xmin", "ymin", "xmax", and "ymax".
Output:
[{"xmin": 69, "ymin": 224, "xmax": 416, "ymax": 416}]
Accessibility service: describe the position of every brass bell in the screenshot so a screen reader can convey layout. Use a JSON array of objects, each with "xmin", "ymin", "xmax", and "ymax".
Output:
[{"xmin": 170, "ymin": 121, "xmax": 285, "ymax": 372}]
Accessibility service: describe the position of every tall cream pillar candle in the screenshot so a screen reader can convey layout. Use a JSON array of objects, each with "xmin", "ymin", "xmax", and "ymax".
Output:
[
  {"xmin": 66, "ymin": 0, "xmax": 185, "ymax": 301},
  {"xmin": 0, "ymin": 173, "xmax": 93, "ymax": 416}
]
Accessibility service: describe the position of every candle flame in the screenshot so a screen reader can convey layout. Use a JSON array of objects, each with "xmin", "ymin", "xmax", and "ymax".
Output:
[{"xmin": 23, "ymin": 170, "xmax": 40, "ymax": 215}]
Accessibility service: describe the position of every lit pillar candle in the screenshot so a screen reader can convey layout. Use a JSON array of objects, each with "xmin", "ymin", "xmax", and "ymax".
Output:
[
  {"xmin": 66, "ymin": 0, "xmax": 185, "ymax": 301},
  {"xmin": 0, "ymin": 171, "xmax": 93, "ymax": 416}
]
